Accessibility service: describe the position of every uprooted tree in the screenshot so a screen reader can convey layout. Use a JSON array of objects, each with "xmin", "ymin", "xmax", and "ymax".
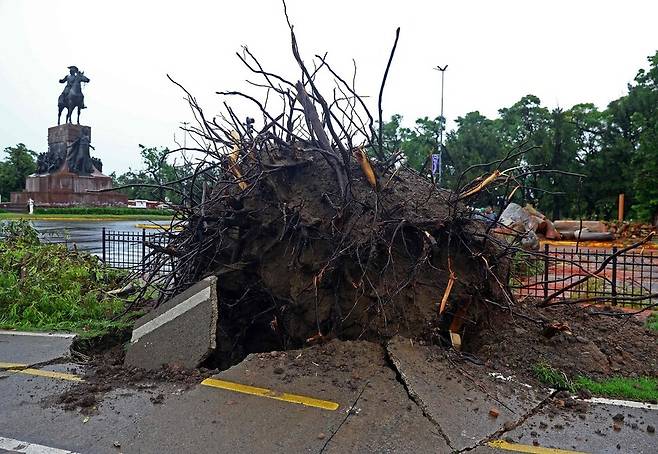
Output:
[{"xmin": 123, "ymin": 12, "xmax": 555, "ymax": 368}]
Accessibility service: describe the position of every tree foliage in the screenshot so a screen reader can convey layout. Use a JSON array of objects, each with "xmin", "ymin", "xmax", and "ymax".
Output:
[
  {"xmin": 0, "ymin": 143, "xmax": 36, "ymax": 201},
  {"xmin": 111, "ymin": 145, "xmax": 193, "ymax": 205},
  {"xmin": 379, "ymin": 51, "xmax": 658, "ymax": 224}
]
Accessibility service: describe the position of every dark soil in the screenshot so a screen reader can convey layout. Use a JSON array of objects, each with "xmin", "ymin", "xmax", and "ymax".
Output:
[
  {"xmin": 52, "ymin": 344, "xmax": 216, "ymax": 414},
  {"xmin": 172, "ymin": 157, "xmax": 509, "ymax": 369},
  {"xmin": 464, "ymin": 301, "xmax": 658, "ymax": 382}
]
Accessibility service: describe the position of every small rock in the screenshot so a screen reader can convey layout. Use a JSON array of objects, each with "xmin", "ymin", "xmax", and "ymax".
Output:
[
  {"xmin": 514, "ymin": 327, "xmax": 527, "ymax": 335},
  {"xmin": 273, "ymin": 366, "xmax": 285, "ymax": 375},
  {"xmin": 647, "ymin": 425, "xmax": 655, "ymax": 433},
  {"xmin": 555, "ymin": 390, "xmax": 570, "ymax": 399},
  {"xmin": 317, "ymin": 432, "xmax": 326, "ymax": 440},
  {"xmin": 503, "ymin": 421, "xmax": 515, "ymax": 431},
  {"xmin": 489, "ymin": 408, "xmax": 500, "ymax": 418},
  {"xmin": 113, "ymin": 441, "xmax": 121, "ymax": 448},
  {"xmin": 577, "ymin": 388, "xmax": 593, "ymax": 399},
  {"xmin": 150, "ymin": 393, "xmax": 165, "ymax": 404},
  {"xmin": 576, "ymin": 335, "xmax": 589, "ymax": 343}
]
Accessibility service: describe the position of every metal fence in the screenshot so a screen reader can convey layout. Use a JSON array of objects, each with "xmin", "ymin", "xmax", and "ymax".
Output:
[
  {"xmin": 102, "ymin": 228, "xmax": 174, "ymax": 275},
  {"xmin": 512, "ymin": 244, "xmax": 658, "ymax": 307}
]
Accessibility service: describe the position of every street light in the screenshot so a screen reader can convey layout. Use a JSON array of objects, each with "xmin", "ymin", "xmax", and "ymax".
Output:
[{"xmin": 433, "ymin": 65, "xmax": 448, "ymax": 185}]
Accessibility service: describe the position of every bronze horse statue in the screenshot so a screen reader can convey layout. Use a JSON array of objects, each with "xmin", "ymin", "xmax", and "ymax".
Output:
[{"xmin": 57, "ymin": 66, "xmax": 89, "ymax": 125}]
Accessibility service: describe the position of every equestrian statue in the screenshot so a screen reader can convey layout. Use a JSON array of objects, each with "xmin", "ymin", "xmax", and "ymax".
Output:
[{"xmin": 57, "ymin": 65, "xmax": 90, "ymax": 125}]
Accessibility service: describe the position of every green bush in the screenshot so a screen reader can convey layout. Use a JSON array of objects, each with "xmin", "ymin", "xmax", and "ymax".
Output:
[
  {"xmin": 34, "ymin": 206, "xmax": 173, "ymax": 216},
  {"xmin": 0, "ymin": 220, "xmax": 129, "ymax": 334}
]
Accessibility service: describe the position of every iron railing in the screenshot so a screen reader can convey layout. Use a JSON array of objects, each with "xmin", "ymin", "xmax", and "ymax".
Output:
[
  {"xmin": 512, "ymin": 244, "xmax": 658, "ymax": 307},
  {"xmin": 101, "ymin": 228, "xmax": 174, "ymax": 276}
]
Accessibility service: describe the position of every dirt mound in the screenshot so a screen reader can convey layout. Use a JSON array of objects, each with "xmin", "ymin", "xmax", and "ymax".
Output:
[{"xmin": 464, "ymin": 302, "xmax": 658, "ymax": 382}]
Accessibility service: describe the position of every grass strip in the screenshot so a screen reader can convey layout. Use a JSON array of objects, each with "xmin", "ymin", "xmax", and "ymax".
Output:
[
  {"xmin": 574, "ymin": 376, "xmax": 658, "ymax": 402},
  {"xmin": 533, "ymin": 361, "xmax": 658, "ymax": 402}
]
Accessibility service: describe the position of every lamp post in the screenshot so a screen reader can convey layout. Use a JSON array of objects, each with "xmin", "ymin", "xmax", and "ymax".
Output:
[
  {"xmin": 433, "ymin": 65, "xmax": 448, "ymax": 185},
  {"xmin": 180, "ymin": 121, "xmax": 190, "ymax": 149}
]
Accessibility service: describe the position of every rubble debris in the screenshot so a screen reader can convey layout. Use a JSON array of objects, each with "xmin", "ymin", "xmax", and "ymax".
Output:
[
  {"xmin": 125, "ymin": 276, "xmax": 218, "ymax": 370},
  {"xmin": 495, "ymin": 202, "xmax": 561, "ymax": 250},
  {"xmin": 562, "ymin": 227, "xmax": 614, "ymax": 242},
  {"xmin": 606, "ymin": 221, "xmax": 656, "ymax": 240},
  {"xmin": 464, "ymin": 302, "xmax": 658, "ymax": 382},
  {"xmin": 553, "ymin": 220, "xmax": 608, "ymax": 234}
]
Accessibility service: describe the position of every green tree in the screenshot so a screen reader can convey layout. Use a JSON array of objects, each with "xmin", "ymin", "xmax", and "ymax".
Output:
[
  {"xmin": 444, "ymin": 111, "xmax": 506, "ymax": 193},
  {"xmin": 112, "ymin": 145, "xmax": 195, "ymax": 205},
  {"xmin": 0, "ymin": 144, "xmax": 37, "ymax": 201},
  {"xmin": 376, "ymin": 115, "xmax": 443, "ymax": 172}
]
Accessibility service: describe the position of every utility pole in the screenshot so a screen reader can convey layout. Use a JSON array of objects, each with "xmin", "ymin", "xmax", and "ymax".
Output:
[{"xmin": 433, "ymin": 65, "xmax": 448, "ymax": 185}]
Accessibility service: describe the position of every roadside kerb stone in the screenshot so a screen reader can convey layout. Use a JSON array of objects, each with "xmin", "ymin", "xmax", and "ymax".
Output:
[{"xmin": 125, "ymin": 276, "xmax": 218, "ymax": 370}]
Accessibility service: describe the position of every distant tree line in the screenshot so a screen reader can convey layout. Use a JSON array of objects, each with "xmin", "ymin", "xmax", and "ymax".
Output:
[
  {"xmin": 379, "ymin": 51, "xmax": 658, "ymax": 224},
  {"xmin": 109, "ymin": 145, "xmax": 195, "ymax": 205}
]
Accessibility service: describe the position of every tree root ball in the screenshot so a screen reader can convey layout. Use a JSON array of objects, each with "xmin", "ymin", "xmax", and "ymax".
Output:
[{"xmin": 167, "ymin": 156, "xmax": 509, "ymax": 368}]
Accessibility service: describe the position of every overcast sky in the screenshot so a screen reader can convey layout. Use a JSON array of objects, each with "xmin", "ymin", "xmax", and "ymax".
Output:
[{"xmin": 0, "ymin": 0, "xmax": 656, "ymax": 174}]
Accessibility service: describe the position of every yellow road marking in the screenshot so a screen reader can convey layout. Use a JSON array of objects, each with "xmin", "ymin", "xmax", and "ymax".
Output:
[
  {"xmin": 0, "ymin": 362, "xmax": 83, "ymax": 382},
  {"xmin": 201, "ymin": 378, "xmax": 339, "ymax": 411},
  {"xmin": 488, "ymin": 440, "xmax": 589, "ymax": 454},
  {"xmin": 0, "ymin": 362, "xmax": 26, "ymax": 369}
]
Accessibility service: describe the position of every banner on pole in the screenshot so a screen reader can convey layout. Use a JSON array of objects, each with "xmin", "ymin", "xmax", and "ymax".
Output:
[{"xmin": 431, "ymin": 153, "xmax": 440, "ymax": 175}]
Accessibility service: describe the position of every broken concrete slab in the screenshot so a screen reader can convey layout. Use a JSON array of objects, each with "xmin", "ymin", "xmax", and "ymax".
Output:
[
  {"xmin": 386, "ymin": 336, "xmax": 551, "ymax": 451},
  {"xmin": 125, "ymin": 276, "xmax": 218, "ymax": 370},
  {"xmin": 129, "ymin": 340, "xmax": 450, "ymax": 453},
  {"xmin": 0, "ymin": 331, "xmax": 75, "ymax": 365}
]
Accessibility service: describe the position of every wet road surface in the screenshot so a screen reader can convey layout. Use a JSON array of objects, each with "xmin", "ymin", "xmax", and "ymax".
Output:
[
  {"xmin": 31, "ymin": 220, "xmax": 169, "ymax": 255},
  {"xmin": 1, "ymin": 332, "xmax": 656, "ymax": 453}
]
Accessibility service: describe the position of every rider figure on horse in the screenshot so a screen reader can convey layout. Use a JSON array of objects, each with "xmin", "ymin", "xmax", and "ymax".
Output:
[
  {"xmin": 59, "ymin": 66, "xmax": 86, "ymax": 109},
  {"xmin": 57, "ymin": 65, "xmax": 90, "ymax": 125}
]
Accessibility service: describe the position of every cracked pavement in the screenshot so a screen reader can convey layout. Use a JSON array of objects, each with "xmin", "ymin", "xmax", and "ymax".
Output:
[{"xmin": 1, "ymin": 331, "xmax": 656, "ymax": 453}]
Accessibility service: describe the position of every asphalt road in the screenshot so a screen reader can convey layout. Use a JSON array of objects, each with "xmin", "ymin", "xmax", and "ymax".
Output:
[
  {"xmin": 31, "ymin": 220, "xmax": 166, "ymax": 255},
  {"xmin": 0, "ymin": 331, "xmax": 656, "ymax": 453}
]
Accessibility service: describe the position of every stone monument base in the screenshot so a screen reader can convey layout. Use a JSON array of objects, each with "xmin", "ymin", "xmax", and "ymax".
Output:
[
  {"xmin": 10, "ymin": 124, "xmax": 129, "ymax": 207},
  {"xmin": 10, "ymin": 171, "xmax": 127, "ymax": 206}
]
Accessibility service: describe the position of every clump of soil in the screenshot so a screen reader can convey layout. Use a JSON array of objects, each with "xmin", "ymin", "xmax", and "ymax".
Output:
[
  {"xmin": 465, "ymin": 301, "xmax": 658, "ymax": 382},
  {"xmin": 54, "ymin": 344, "xmax": 216, "ymax": 414}
]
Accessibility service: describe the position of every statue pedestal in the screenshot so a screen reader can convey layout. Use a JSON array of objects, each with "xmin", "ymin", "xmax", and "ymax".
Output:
[{"xmin": 10, "ymin": 124, "xmax": 128, "ymax": 207}]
